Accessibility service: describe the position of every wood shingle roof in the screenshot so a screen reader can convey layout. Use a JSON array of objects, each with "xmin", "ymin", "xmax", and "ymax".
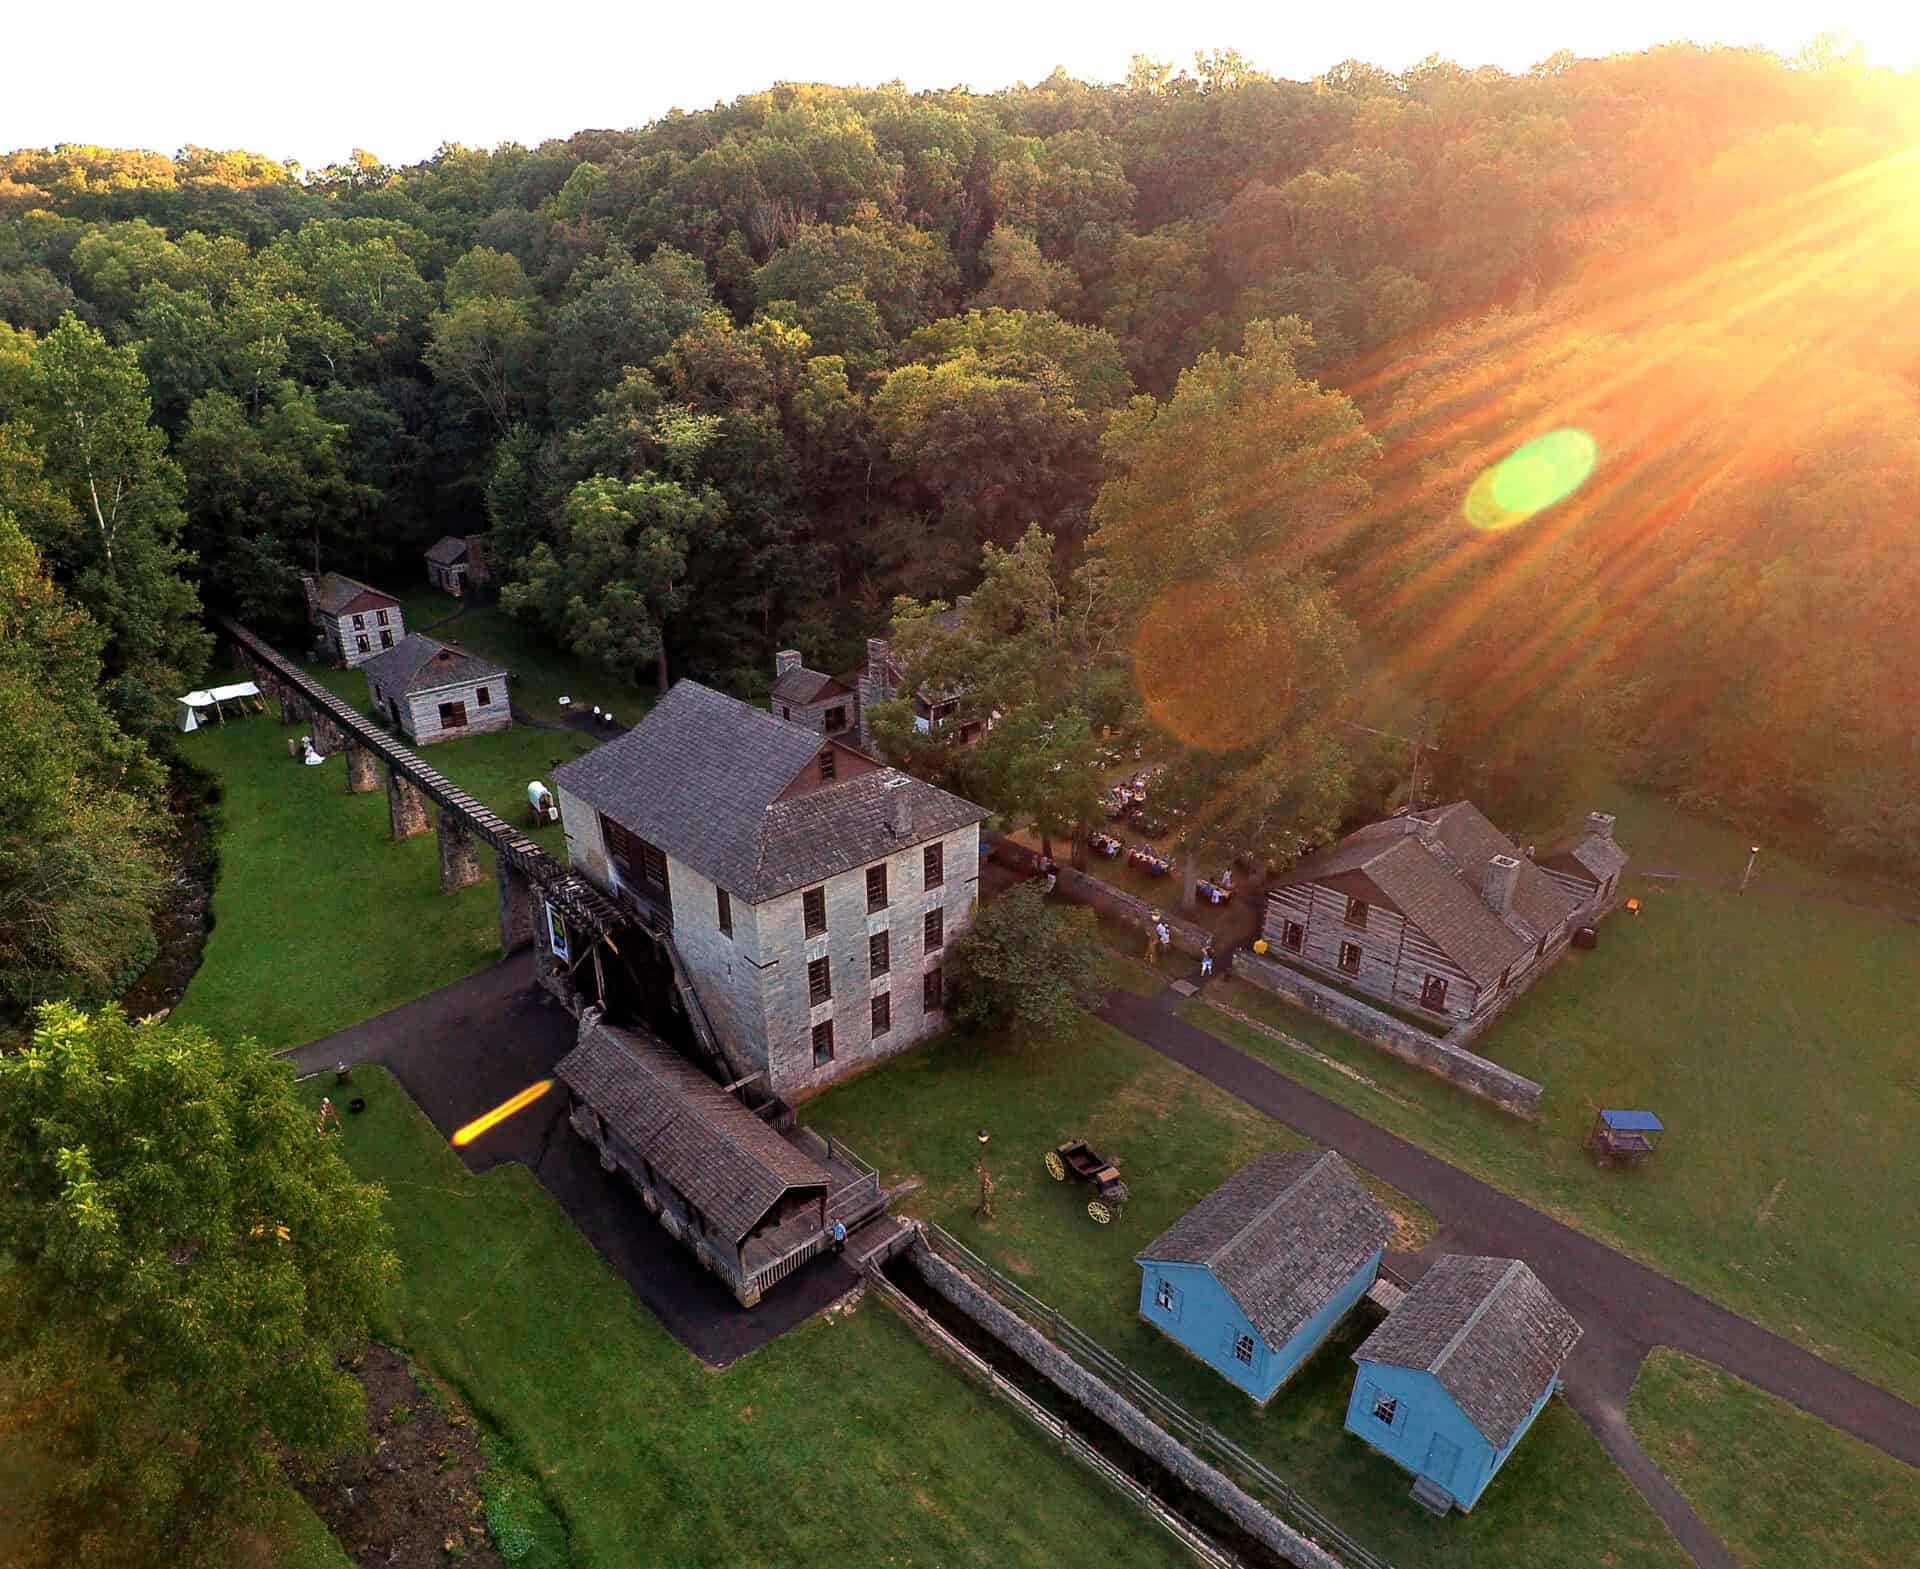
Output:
[
  {"xmin": 362, "ymin": 634, "xmax": 505, "ymax": 695},
  {"xmin": 424, "ymin": 535, "xmax": 471, "ymax": 566},
  {"xmin": 555, "ymin": 1018, "xmax": 829, "ymax": 1244},
  {"xmin": 551, "ymin": 680, "xmax": 986, "ymax": 903},
  {"xmin": 770, "ymin": 665, "xmax": 852, "ymax": 705},
  {"xmin": 1273, "ymin": 803, "xmax": 1584, "ymax": 988},
  {"xmin": 311, "ymin": 571, "xmax": 399, "ymax": 617},
  {"xmin": 1353, "ymin": 1255, "xmax": 1582, "ymax": 1449},
  {"xmin": 1137, "ymin": 1151, "xmax": 1391, "ymax": 1351}
]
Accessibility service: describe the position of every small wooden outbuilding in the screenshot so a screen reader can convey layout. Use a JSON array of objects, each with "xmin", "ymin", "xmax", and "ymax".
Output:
[
  {"xmin": 1135, "ymin": 1150, "xmax": 1391, "ymax": 1404},
  {"xmin": 1345, "ymin": 1255, "xmax": 1581, "ymax": 1513},
  {"xmin": 362, "ymin": 634, "xmax": 510, "ymax": 745},
  {"xmin": 425, "ymin": 534, "xmax": 492, "ymax": 596},
  {"xmin": 556, "ymin": 1017, "xmax": 833, "ymax": 1307}
]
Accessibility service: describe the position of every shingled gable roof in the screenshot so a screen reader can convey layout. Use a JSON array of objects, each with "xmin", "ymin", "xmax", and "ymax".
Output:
[
  {"xmin": 550, "ymin": 680, "xmax": 987, "ymax": 904},
  {"xmin": 771, "ymin": 664, "xmax": 853, "ymax": 705},
  {"xmin": 1272, "ymin": 802, "xmax": 1582, "ymax": 989},
  {"xmin": 362, "ymin": 634, "xmax": 505, "ymax": 695},
  {"xmin": 425, "ymin": 535, "xmax": 470, "ymax": 566},
  {"xmin": 1353, "ymin": 1255, "xmax": 1582, "ymax": 1450},
  {"xmin": 311, "ymin": 571, "xmax": 399, "ymax": 617},
  {"xmin": 555, "ymin": 1018, "xmax": 829, "ymax": 1244},
  {"xmin": 1136, "ymin": 1151, "xmax": 1391, "ymax": 1351},
  {"xmin": 1540, "ymin": 826, "xmax": 1630, "ymax": 887}
]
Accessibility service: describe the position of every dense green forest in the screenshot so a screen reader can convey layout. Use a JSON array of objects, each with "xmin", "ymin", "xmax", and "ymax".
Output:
[{"xmin": 3, "ymin": 43, "xmax": 1918, "ymax": 1007}]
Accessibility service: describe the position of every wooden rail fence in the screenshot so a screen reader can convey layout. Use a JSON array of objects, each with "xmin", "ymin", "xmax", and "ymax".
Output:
[{"xmin": 923, "ymin": 1224, "xmax": 1393, "ymax": 1569}]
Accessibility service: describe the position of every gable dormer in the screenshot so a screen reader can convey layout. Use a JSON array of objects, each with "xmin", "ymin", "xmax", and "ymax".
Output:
[{"xmin": 776, "ymin": 739, "xmax": 883, "ymax": 799}]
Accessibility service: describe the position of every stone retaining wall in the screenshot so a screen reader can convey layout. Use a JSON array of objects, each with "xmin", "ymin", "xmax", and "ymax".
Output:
[
  {"xmin": 905, "ymin": 1239, "xmax": 1347, "ymax": 1569},
  {"xmin": 986, "ymin": 834, "xmax": 1210, "ymax": 956},
  {"xmin": 1233, "ymin": 949, "xmax": 1543, "ymax": 1119}
]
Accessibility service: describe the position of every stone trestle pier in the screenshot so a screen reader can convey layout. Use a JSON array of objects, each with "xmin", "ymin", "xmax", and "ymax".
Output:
[{"xmin": 220, "ymin": 617, "xmax": 621, "ymax": 958}]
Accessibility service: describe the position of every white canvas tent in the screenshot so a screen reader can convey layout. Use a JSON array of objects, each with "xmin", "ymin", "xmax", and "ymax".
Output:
[{"xmin": 175, "ymin": 681, "xmax": 262, "ymax": 732}]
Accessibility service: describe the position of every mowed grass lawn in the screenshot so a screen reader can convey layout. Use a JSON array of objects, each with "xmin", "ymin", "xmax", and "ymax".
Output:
[
  {"xmin": 380, "ymin": 589, "xmax": 655, "ymax": 724},
  {"xmin": 1629, "ymin": 1350, "xmax": 1920, "ymax": 1569},
  {"xmin": 805, "ymin": 1019, "xmax": 1686, "ymax": 1569},
  {"xmin": 297, "ymin": 1067, "xmax": 1190, "ymax": 1569},
  {"xmin": 169, "ymin": 699, "xmax": 597, "ymax": 1052},
  {"xmin": 1187, "ymin": 866, "xmax": 1920, "ymax": 1407}
]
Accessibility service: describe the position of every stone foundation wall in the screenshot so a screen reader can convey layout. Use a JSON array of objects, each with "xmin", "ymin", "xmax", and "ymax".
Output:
[
  {"xmin": 1234, "ymin": 949, "xmax": 1543, "ymax": 1119},
  {"xmin": 988, "ymin": 834, "xmax": 1210, "ymax": 956},
  {"xmin": 906, "ymin": 1240, "xmax": 1346, "ymax": 1569}
]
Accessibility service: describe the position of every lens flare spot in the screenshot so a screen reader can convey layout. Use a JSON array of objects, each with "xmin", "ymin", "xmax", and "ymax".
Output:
[
  {"xmin": 452, "ymin": 1079, "xmax": 554, "ymax": 1147},
  {"xmin": 1135, "ymin": 579, "xmax": 1296, "ymax": 753},
  {"xmin": 1464, "ymin": 428, "xmax": 1598, "ymax": 531}
]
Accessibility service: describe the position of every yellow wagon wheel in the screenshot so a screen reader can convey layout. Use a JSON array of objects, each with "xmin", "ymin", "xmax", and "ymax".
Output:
[
  {"xmin": 1087, "ymin": 1199, "xmax": 1113, "ymax": 1224},
  {"xmin": 1045, "ymin": 1150, "xmax": 1067, "ymax": 1181}
]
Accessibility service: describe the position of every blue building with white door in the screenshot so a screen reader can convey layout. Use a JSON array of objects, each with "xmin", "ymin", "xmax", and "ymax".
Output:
[
  {"xmin": 1135, "ymin": 1150, "xmax": 1391, "ymax": 1404},
  {"xmin": 1345, "ymin": 1255, "xmax": 1582, "ymax": 1513}
]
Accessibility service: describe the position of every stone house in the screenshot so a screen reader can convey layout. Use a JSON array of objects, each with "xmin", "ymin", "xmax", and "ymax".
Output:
[
  {"xmin": 550, "ymin": 680, "xmax": 988, "ymax": 1099},
  {"xmin": 1135, "ymin": 1151, "xmax": 1390, "ymax": 1404},
  {"xmin": 304, "ymin": 572, "xmax": 403, "ymax": 668},
  {"xmin": 1262, "ymin": 802, "xmax": 1625, "ymax": 1031},
  {"xmin": 856, "ymin": 598, "xmax": 986, "ymax": 752},
  {"xmin": 768, "ymin": 651, "xmax": 859, "ymax": 738},
  {"xmin": 555, "ymin": 1014, "xmax": 833, "ymax": 1307},
  {"xmin": 424, "ymin": 534, "xmax": 491, "ymax": 596},
  {"xmin": 362, "ymin": 634, "xmax": 510, "ymax": 745},
  {"xmin": 1345, "ymin": 1256, "xmax": 1581, "ymax": 1513}
]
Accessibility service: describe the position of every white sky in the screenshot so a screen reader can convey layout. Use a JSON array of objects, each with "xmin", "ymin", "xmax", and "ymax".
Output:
[{"xmin": 6, "ymin": 0, "xmax": 1915, "ymax": 170}]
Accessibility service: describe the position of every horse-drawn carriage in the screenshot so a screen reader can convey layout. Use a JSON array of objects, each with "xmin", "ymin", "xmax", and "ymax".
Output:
[{"xmin": 1045, "ymin": 1138, "xmax": 1131, "ymax": 1223}]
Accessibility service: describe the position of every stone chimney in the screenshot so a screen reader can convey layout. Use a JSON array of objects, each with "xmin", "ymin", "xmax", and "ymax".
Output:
[
  {"xmin": 1405, "ymin": 813, "xmax": 1442, "ymax": 846},
  {"xmin": 866, "ymin": 636, "xmax": 890, "ymax": 677},
  {"xmin": 775, "ymin": 650, "xmax": 802, "ymax": 678},
  {"xmin": 1586, "ymin": 811, "xmax": 1616, "ymax": 842},
  {"xmin": 955, "ymin": 595, "xmax": 973, "ymax": 614},
  {"xmin": 884, "ymin": 775, "xmax": 913, "ymax": 838},
  {"xmin": 301, "ymin": 573, "xmax": 321, "ymax": 625},
  {"xmin": 1484, "ymin": 854, "xmax": 1523, "ymax": 917}
]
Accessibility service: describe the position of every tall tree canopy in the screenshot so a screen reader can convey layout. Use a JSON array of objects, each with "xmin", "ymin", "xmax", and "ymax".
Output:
[{"xmin": 0, "ymin": 1003, "xmax": 397, "ymax": 1568}]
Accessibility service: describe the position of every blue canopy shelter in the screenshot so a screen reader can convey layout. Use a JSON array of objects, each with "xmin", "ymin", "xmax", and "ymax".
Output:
[{"xmin": 1586, "ymin": 1108, "xmax": 1664, "ymax": 1168}]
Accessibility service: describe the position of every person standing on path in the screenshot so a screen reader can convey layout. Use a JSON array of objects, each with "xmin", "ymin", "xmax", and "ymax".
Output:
[{"xmin": 1200, "ymin": 941, "xmax": 1214, "ymax": 979}]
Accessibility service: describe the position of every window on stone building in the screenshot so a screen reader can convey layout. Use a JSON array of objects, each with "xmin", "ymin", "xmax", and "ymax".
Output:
[
  {"xmin": 808, "ymin": 957, "xmax": 831, "ymax": 1005},
  {"xmin": 716, "ymin": 887, "xmax": 732, "ymax": 937},
  {"xmin": 352, "ymin": 613, "xmax": 365, "ymax": 629},
  {"xmin": 781, "ymin": 705, "xmax": 791, "ymax": 720},
  {"xmin": 871, "ymin": 993, "xmax": 891, "ymax": 1037},
  {"xmin": 1232, "ymin": 1333, "xmax": 1255, "ymax": 1364},
  {"xmin": 476, "ymin": 686, "xmax": 490, "ymax": 707},
  {"xmin": 924, "ymin": 842, "xmax": 943, "ymax": 889},
  {"xmin": 604, "ymin": 818, "xmax": 671, "ymax": 906},
  {"xmin": 1282, "ymin": 920, "xmax": 1304, "ymax": 952},
  {"xmin": 923, "ymin": 966, "xmax": 943, "ymax": 1012},
  {"xmin": 818, "ymin": 748, "xmax": 837, "ymax": 782},
  {"xmin": 869, "ymin": 930, "xmax": 889, "ymax": 976},
  {"xmin": 867, "ymin": 864, "xmax": 888, "ymax": 911},
  {"xmin": 1421, "ymin": 975, "xmax": 1448, "ymax": 1011},
  {"xmin": 803, "ymin": 886, "xmax": 826, "ymax": 936},
  {"xmin": 1345, "ymin": 896, "xmax": 1370, "ymax": 928},
  {"xmin": 356, "ymin": 634, "xmax": 370, "ymax": 654},
  {"xmin": 1339, "ymin": 941, "xmax": 1362, "ymax": 975},
  {"xmin": 924, "ymin": 907, "xmax": 943, "ymax": 951},
  {"xmin": 438, "ymin": 700, "xmax": 469, "ymax": 729},
  {"xmin": 825, "ymin": 705, "xmax": 848, "ymax": 733},
  {"xmin": 379, "ymin": 629, "xmax": 393, "ymax": 649},
  {"xmin": 812, "ymin": 1019, "xmax": 835, "ymax": 1066},
  {"xmin": 1497, "ymin": 965, "xmax": 1512, "ymax": 991}
]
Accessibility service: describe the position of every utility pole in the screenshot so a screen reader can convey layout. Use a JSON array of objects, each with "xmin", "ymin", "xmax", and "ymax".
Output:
[
  {"xmin": 1740, "ymin": 844, "xmax": 1760, "ymax": 895},
  {"xmin": 1339, "ymin": 717, "xmax": 1439, "ymax": 812}
]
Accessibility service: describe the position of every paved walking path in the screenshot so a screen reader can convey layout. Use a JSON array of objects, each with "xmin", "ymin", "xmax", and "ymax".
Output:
[
  {"xmin": 1100, "ymin": 986, "xmax": 1920, "ymax": 1565},
  {"xmin": 284, "ymin": 954, "xmax": 859, "ymax": 1368}
]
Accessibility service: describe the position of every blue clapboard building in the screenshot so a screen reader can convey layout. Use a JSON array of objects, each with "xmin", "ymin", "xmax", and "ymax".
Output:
[
  {"xmin": 1345, "ymin": 1255, "xmax": 1582, "ymax": 1514},
  {"xmin": 1135, "ymin": 1151, "xmax": 1391, "ymax": 1404}
]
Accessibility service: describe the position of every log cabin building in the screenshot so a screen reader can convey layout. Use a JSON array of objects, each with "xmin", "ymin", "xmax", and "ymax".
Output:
[
  {"xmin": 1262, "ymin": 803, "xmax": 1626, "ymax": 1031},
  {"xmin": 362, "ymin": 634, "xmax": 511, "ymax": 745},
  {"xmin": 303, "ymin": 572, "xmax": 403, "ymax": 668}
]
